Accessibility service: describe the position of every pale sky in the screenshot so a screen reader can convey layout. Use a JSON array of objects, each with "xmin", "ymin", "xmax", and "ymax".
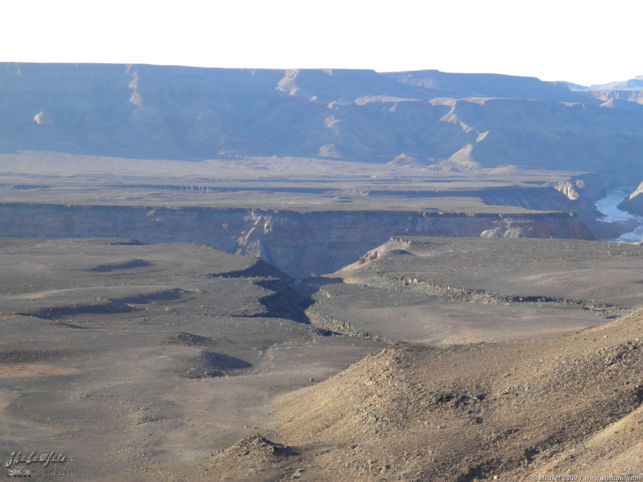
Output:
[{"xmin": 1, "ymin": 0, "xmax": 641, "ymax": 86}]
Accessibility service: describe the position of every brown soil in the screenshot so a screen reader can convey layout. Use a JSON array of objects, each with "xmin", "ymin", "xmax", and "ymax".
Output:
[
  {"xmin": 204, "ymin": 308, "xmax": 642, "ymax": 480},
  {"xmin": 0, "ymin": 364, "xmax": 82, "ymax": 379}
]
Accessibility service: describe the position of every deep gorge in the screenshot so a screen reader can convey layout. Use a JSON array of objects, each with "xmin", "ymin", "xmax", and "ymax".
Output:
[{"xmin": 0, "ymin": 203, "xmax": 593, "ymax": 278}]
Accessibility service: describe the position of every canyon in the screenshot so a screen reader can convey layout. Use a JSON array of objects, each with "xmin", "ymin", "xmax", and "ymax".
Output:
[
  {"xmin": 0, "ymin": 202, "xmax": 591, "ymax": 279},
  {"xmin": 1, "ymin": 64, "xmax": 642, "ymax": 479},
  {"xmin": 0, "ymin": 152, "xmax": 633, "ymax": 278},
  {"xmin": 1, "ymin": 64, "xmax": 642, "ymax": 275}
]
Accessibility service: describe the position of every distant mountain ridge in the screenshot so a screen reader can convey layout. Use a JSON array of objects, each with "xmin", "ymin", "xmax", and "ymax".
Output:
[
  {"xmin": 566, "ymin": 76, "xmax": 643, "ymax": 113},
  {"xmin": 1, "ymin": 63, "xmax": 642, "ymax": 180},
  {"xmin": 568, "ymin": 76, "xmax": 643, "ymax": 91}
]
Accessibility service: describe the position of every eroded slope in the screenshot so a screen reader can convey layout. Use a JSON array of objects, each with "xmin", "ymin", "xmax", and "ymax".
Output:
[
  {"xmin": 267, "ymin": 309, "xmax": 642, "ymax": 480},
  {"xmin": 192, "ymin": 310, "xmax": 642, "ymax": 480},
  {"xmin": 307, "ymin": 237, "xmax": 643, "ymax": 343}
]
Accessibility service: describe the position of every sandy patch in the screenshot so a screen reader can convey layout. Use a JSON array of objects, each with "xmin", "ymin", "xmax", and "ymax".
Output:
[{"xmin": 0, "ymin": 364, "xmax": 81, "ymax": 379}]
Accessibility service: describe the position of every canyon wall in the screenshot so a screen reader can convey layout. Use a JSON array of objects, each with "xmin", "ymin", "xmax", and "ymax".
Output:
[
  {"xmin": 0, "ymin": 204, "xmax": 592, "ymax": 278},
  {"xmin": 2, "ymin": 64, "xmax": 643, "ymax": 184}
]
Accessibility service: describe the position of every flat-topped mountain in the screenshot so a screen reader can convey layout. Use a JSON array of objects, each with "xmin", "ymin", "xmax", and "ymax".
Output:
[{"xmin": 2, "ymin": 63, "xmax": 642, "ymax": 181}]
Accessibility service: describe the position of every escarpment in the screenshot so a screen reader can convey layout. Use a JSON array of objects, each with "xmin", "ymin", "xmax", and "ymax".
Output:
[{"xmin": 0, "ymin": 203, "xmax": 592, "ymax": 277}]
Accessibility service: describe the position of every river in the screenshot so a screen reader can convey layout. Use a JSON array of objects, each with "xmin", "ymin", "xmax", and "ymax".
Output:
[{"xmin": 595, "ymin": 187, "xmax": 643, "ymax": 242}]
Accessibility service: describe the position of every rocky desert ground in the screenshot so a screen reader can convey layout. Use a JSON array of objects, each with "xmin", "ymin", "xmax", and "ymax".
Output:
[{"xmin": 0, "ymin": 237, "xmax": 640, "ymax": 480}]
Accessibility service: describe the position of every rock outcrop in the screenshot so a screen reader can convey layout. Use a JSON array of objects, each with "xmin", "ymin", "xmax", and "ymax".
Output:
[{"xmin": 619, "ymin": 181, "xmax": 643, "ymax": 216}]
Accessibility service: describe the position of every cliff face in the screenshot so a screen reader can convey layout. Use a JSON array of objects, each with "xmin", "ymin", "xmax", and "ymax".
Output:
[
  {"xmin": 619, "ymin": 182, "xmax": 643, "ymax": 216},
  {"xmin": 0, "ymin": 204, "xmax": 592, "ymax": 277},
  {"xmin": 2, "ymin": 63, "xmax": 643, "ymax": 182}
]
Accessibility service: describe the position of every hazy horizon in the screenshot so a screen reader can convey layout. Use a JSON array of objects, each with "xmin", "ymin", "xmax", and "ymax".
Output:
[{"xmin": 3, "ymin": 0, "xmax": 642, "ymax": 86}]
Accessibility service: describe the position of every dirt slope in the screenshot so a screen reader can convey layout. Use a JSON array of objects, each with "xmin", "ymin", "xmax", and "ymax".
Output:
[{"xmin": 203, "ymin": 308, "xmax": 642, "ymax": 481}]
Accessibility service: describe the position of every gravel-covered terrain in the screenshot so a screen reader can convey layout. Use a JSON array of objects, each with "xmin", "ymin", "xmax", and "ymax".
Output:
[{"xmin": 1, "ymin": 237, "xmax": 640, "ymax": 480}]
